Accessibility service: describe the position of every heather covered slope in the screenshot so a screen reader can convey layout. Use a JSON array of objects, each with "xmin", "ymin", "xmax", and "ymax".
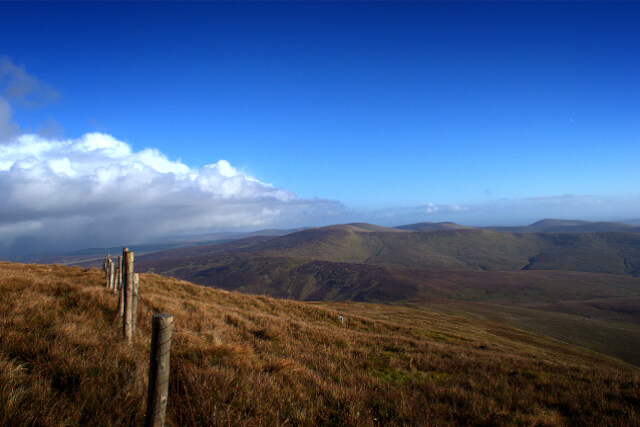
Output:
[{"xmin": 2, "ymin": 262, "xmax": 640, "ymax": 426}]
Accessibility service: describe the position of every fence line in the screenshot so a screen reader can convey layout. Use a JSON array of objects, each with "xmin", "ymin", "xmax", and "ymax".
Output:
[{"xmin": 103, "ymin": 249, "xmax": 173, "ymax": 427}]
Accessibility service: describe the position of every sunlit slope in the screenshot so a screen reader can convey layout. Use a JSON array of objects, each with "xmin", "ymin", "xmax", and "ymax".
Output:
[
  {"xmin": 2, "ymin": 262, "xmax": 639, "ymax": 425},
  {"xmin": 138, "ymin": 252, "xmax": 640, "ymax": 367},
  {"xmin": 139, "ymin": 225, "xmax": 640, "ymax": 275},
  {"xmin": 487, "ymin": 219, "xmax": 640, "ymax": 233}
]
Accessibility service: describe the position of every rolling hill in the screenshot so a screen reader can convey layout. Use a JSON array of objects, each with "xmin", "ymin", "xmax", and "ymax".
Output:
[
  {"xmin": 1, "ymin": 262, "xmax": 639, "ymax": 425},
  {"xmin": 20, "ymin": 218, "xmax": 640, "ymax": 268},
  {"xmin": 132, "ymin": 223, "xmax": 640, "ymax": 366},
  {"xmin": 394, "ymin": 221, "xmax": 471, "ymax": 232},
  {"xmin": 485, "ymin": 218, "xmax": 640, "ymax": 233},
  {"xmin": 139, "ymin": 224, "xmax": 640, "ymax": 275}
]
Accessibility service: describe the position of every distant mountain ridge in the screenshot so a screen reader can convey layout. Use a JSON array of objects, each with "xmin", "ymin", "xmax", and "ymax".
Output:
[
  {"xmin": 395, "ymin": 218, "xmax": 640, "ymax": 234},
  {"xmin": 21, "ymin": 219, "xmax": 640, "ymax": 267},
  {"xmin": 138, "ymin": 224, "xmax": 640, "ymax": 276},
  {"xmin": 484, "ymin": 218, "xmax": 640, "ymax": 234},
  {"xmin": 394, "ymin": 221, "xmax": 471, "ymax": 232}
]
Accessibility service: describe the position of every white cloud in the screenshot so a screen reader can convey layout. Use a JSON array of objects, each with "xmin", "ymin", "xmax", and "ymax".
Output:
[{"xmin": 0, "ymin": 132, "xmax": 343, "ymax": 256}]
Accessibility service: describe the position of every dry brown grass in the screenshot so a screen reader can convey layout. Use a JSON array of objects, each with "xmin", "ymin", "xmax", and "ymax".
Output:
[{"xmin": 1, "ymin": 261, "xmax": 639, "ymax": 426}]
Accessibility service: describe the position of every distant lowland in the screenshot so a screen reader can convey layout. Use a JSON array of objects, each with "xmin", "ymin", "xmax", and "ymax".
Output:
[{"xmin": 17, "ymin": 218, "xmax": 640, "ymax": 366}]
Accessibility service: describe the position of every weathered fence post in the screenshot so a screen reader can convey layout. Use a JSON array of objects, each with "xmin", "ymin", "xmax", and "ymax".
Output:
[
  {"xmin": 122, "ymin": 248, "xmax": 135, "ymax": 344},
  {"xmin": 109, "ymin": 260, "xmax": 116, "ymax": 292},
  {"xmin": 106, "ymin": 258, "xmax": 111, "ymax": 289},
  {"xmin": 145, "ymin": 314, "xmax": 173, "ymax": 427},
  {"xmin": 133, "ymin": 273, "xmax": 139, "ymax": 331},
  {"xmin": 105, "ymin": 254, "xmax": 111, "ymax": 287},
  {"xmin": 118, "ymin": 254, "xmax": 123, "ymax": 290},
  {"xmin": 117, "ymin": 255, "xmax": 124, "ymax": 316}
]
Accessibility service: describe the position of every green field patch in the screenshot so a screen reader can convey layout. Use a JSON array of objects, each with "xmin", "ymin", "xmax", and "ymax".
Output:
[
  {"xmin": 410, "ymin": 329, "xmax": 463, "ymax": 342},
  {"xmin": 509, "ymin": 369, "xmax": 543, "ymax": 381},
  {"xmin": 372, "ymin": 367, "xmax": 452, "ymax": 385}
]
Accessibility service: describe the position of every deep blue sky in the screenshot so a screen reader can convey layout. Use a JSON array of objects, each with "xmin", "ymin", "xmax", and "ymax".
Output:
[{"xmin": 2, "ymin": 1, "xmax": 639, "ymax": 219}]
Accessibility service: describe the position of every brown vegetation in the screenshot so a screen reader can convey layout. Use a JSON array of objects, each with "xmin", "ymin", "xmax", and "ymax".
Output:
[{"xmin": 1, "ymin": 261, "xmax": 639, "ymax": 426}]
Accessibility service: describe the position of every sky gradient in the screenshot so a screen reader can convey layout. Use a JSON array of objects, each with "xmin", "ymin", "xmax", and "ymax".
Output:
[{"xmin": 1, "ymin": 1, "xmax": 639, "ymax": 254}]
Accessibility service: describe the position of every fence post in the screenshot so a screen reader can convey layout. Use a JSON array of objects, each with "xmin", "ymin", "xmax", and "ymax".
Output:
[
  {"xmin": 105, "ymin": 254, "xmax": 111, "ymax": 287},
  {"xmin": 145, "ymin": 314, "xmax": 173, "ymax": 427},
  {"xmin": 118, "ymin": 254, "xmax": 123, "ymax": 290},
  {"xmin": 106, "ymin": 258, "xmax": 111, "ymax": 289},
  {"xmin": 109, "ymin": 260, "xmax": 116, "ymax": 291},
  {"xmin": 123, "ymin": 249, "xmax": 134, "ymax": 344},
  {"xmin": 133, "ymin": 273, "xmax": 139, "ymax": 331},
  {"xmin": 117, "ymin": 255, "xmax": 124, "ymax": 316}
]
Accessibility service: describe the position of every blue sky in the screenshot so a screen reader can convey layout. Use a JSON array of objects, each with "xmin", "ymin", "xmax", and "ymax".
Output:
[{"xmin": 1, "ymin": 2, "xmax": 639, "ymax": 253}]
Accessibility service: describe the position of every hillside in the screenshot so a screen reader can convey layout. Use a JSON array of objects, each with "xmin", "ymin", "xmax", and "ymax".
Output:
[
  {"xmin": 1, "ymin": 262, "xmax": 639, "ymax": 425},
  {"xmin": 486, "ymin": 219, "xmax": 640, "ymax": 234},
  {"xmin": 139, "ymin": 253, "xmax": 640, "ymax": 366},
  {"xmin": 394, "ymin": 222, "xmax": 471, "ymax": 232},
  {"xmin": 395, "ymin": 219, "xmax": 640, "ymax": 233},
  {"xmin": 21, "ymin": 219, "xmax": 640, "ymax": 269},
  {"xmin": 138, "ymin": 225, "xmax": 640, "ymax": 275}
]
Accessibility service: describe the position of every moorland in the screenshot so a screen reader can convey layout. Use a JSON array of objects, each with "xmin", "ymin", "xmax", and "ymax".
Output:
[{"xmin": 1, "ymin": 261, "xmax": 639, "ymax": 425}]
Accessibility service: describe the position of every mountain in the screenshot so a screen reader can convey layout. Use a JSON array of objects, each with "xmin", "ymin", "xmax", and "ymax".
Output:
[
  {"xmin": 24, "ymin": 219, "xmax": 640, "ymax": 267},
  {"xmin": 141, "ymin": 225, "xmax": 640, "ymax": 275},
  {"xmin": 394, "ymin": 221, "xmax": 471, "ymax": 231},
  {"xmin": 139, "ymin": 252, "xmax": 640, "ymax": 366},
  {"xmin": 486, "ymin": 218, "xmax": 640, "ymax": 233},
  {"xmin": 2, "ymin": 261, "xmax": 639, "ymax": 425},
  {"xmin": 395, "ymin": 219, "xmax": 640, "ymax": 233},
  {"xmin": 132, "ymin": 223, "xmax": 640, "ymax": 366}
]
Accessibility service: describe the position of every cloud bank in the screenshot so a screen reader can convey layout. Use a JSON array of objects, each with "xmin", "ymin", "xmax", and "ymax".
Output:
[
  {"xmin": 0, "ymin": 132, "xmax": 343, "ymax": 256},
  {"xmin": 0, "ymin": 57, "xmax": 342, "ymax": 256}
]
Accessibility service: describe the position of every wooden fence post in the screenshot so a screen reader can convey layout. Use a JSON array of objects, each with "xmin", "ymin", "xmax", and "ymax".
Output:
[
  {"xmin": 106, "ymin": 258, "xmax": 111, "ymax": 289},
  {"xmin": 109, "ymin": 260, "xmax": 115, "ymax": 291},
  {"xmin": 145, "ymin": 314, "xmax": 173, "ymax": 427},
  {"xmin": 123, "ymin": 249, "xmax": 135, "ymax": 344},
  {"xmin": 118, "ymin": 254, "xmax": 123, "ymax": 290},
  {"xmin": 133, "ymin": 273, "xmax": 139, "ymax": 331},
  {"xmin": 117, "ymin": 255, "xmax": 124, "ymax": 317},
  {"xmin": 105, "ymin": 254, "xmax": 111, "ymax": 287}
]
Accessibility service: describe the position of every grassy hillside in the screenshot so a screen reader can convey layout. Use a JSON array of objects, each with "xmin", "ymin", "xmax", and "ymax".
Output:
[
  {"xmin": 35, "ymin": 222, "xmax": 640, "ymax": 275},
  {"xmin": 138, "ymin": 225, "xmax": 640, "ymax": 275},
  {"xmin": 2, "ymin": 262, "xmax": 640, "ymax": 425},
  {"xmin": 487, "ymin": 219, "xmax": 640, "ymax": 234},
  {"xmin": 394, "ymin": 222, "xmax": 471, "ymax": 231},
  {"xmin": 140, "ymin": 253, "xmax": 640, "ymax": 305},
  {"xmin": 138, "ymin": 253, "xmax": 640, "ymax": 366},
  {"xmin": 428, "ymin": 300, "xmax": 640, "ymax": 367}
]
